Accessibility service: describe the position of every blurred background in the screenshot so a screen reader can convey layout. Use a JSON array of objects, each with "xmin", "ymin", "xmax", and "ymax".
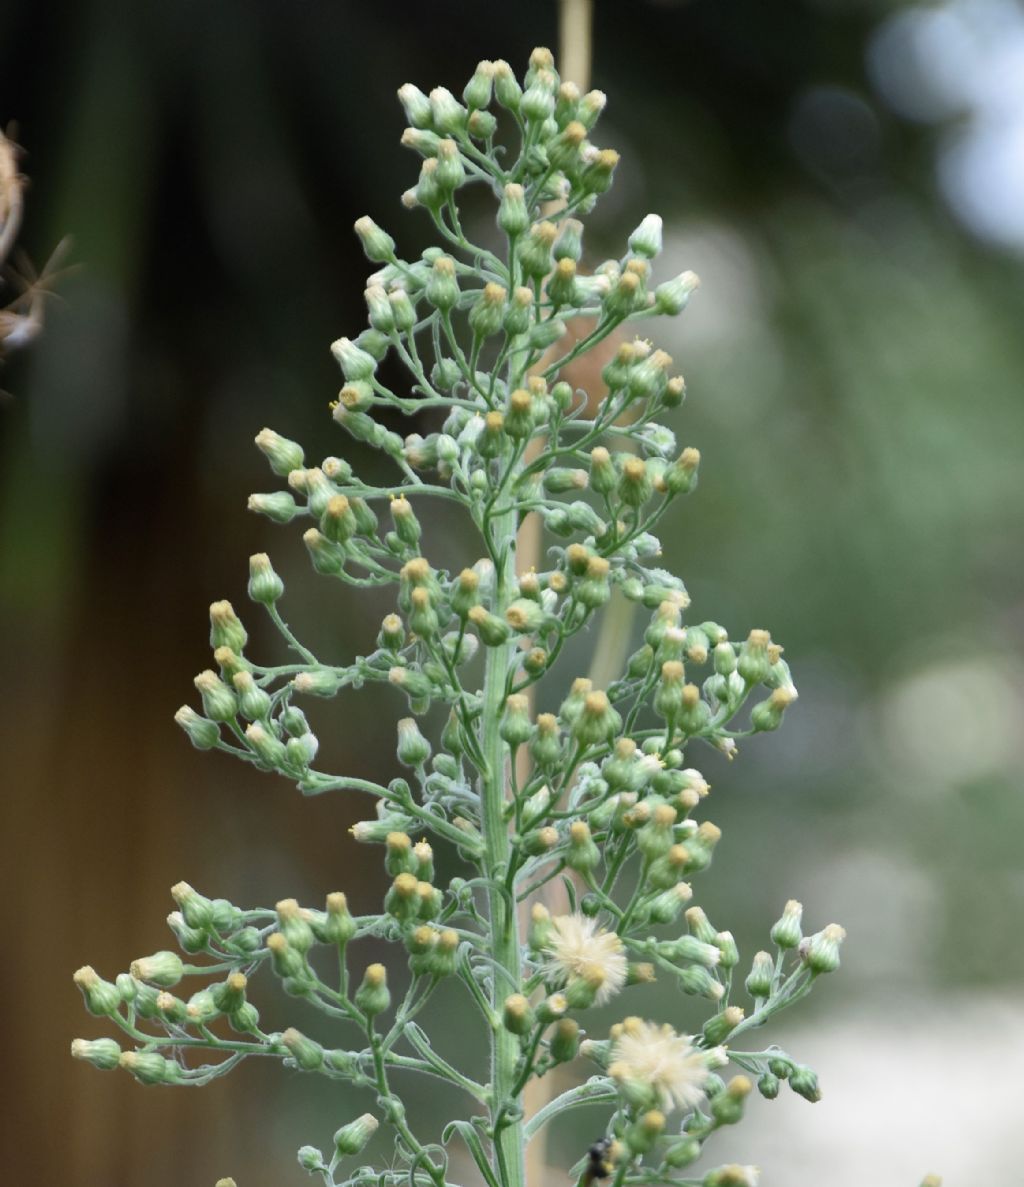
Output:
[{"xmin": 2, "ymin": 0, "xmax": 1023, "ymax": 1183}]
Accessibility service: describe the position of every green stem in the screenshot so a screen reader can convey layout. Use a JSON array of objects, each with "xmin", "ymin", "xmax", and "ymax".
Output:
[{"xmin": 480, "ymin": 476, "xmax": 525, "ymax": 1187}]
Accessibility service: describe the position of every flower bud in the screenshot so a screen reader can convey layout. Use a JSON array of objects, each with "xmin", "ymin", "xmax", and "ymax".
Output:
[
  {"xmin": 462, "ymin": 59, "xmax": 494, "ymax": 110},
  {"xmin": 254, "ymin": 427, "xmax": 304, "ymax": 476},
  {"xmin": 246, "ymin": 552, "xmax": 284, "ymax": 605},
  {"xmin": 208, "ymin": 600, "xmax": 248, "ymax": 654},
  {"xmin": 528, "ymin": 903, "xmax": 552, "ymax": 951},
  {"xmin": 119, "ymin": 1050, "xmax": 181, "ymax": 1085},
  {"xmin": 71, "ymin": 1037, "xmax": 122, "ymax": 1070},
  {"xmin": 247, "ymin": 492, "xmax": 299, "ymax": 526},
  {"xmin": 397, "ymin": 83, "xmax": 432, "ymax": 128},
  {"xmin": 750, "ymin": 687, "xmax": 797, "ymax": 732},
  {"xmin": 492, "ymin": 59, "xmax": 522, "ymax": 111},
  {"xmin": 565, "ymin": 820, "xmax": 600, "ymax": 873},
  {"xmin": 73, "ymin": 966, "xmax": 121, "ymax": 1016},
  {"xmin": 319, "ymin": 891, "xmax": 357, "ymax": 946},
  {"xmin": 245, "ymin": 721, "xmax": 287, "ymax": 767},
  {"xmin": 702, "ymin": 1006, "xmax": 744, "ymax": 1048},
  {"xmin": 468, "ymin": 605, "xmax": 510, "ymax": 647},
  {"xmin": 497, "ymin": 183, "xmax": 529, "ymax": 237},
  {"xmin": 745, "ymin": 950, "xmax": 775, "ymax": 998},
  {"xmin": 802, "ymin": 923, "xmax": 846, "ymax": 974},
  {"xmin": 396, "ymin": 718, "xmax": 431, "ymax": 767},
  {"xmin": 355, "ymin": 963, "xmax": 391, "ymax": 1017},
  {"xmin": 504, "ymin": 285, "xmax": 535, "ymax": 335},
  {"xmin": 174, "ymin": 705, "xmax": 220, "ymax": 750},
  {"xmin": 130, "ymin": 950, "xmax": 184, "ymax": 988},
  {"xmin": 549, "ymin": 1018, "xmax": 580, "ymax": 1064},
  {"xmin": 655, "ymin": 270, "xmax": 700, "ymax": 316},
  {"xmin": 571, "ymin": 690, "xmax": 622, "ymax": 747},
  {"xmin": 468, "ymin": 282, "xmax": 507, "ymax": 339},
  {"xmin": 788, "ymin": 1064, "xmax": 821, "ymax": 1102},
  {"xmin": 503, "ymin": 993, "xmax": 535, "ymax": 1036},
  {"xmin": 282, "ymin": 1027, "xmax": 324, "ymax": 1071},
  {"xmin": 331, "ymin": 337, "xmax": 377, "ymax": 382},
  {"xmin": 770, "ymin": 899, "xmax": 803, "ymax": 950},
  {"xmin": 628, "ymin": 213, "xmax": 663, "ymax": 259},
  {"xmin": 429, "ymin": 86, "xmax": 467, "ymax": 134}
]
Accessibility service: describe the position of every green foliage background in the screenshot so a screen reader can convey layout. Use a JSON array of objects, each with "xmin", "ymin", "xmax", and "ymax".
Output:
[{"xmin": 2, "ymin": 1, "xmax": 1021, "ymax": 1183}]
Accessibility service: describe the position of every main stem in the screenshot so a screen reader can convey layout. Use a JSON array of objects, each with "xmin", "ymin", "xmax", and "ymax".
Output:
[{"xmin": 482, "ymin": 495, "xmax": 525, "ymax": 1187}]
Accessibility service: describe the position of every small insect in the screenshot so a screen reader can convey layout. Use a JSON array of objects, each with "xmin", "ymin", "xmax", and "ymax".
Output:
[{"xmin": 579, "ymin": 1137, "xmax": 615, "ymax": 1186}]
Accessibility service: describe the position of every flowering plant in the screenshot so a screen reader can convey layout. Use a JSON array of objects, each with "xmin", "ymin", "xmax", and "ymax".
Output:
[{"xmin": 71, "ymin": 48, "xmax": 849, "ymax": 1187}]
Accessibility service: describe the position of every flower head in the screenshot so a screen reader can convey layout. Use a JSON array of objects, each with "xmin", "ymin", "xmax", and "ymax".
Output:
[
  {"xmin": 543, "ymin": 913, "xmax": 627, "ymax": 1005},
  {"xmin": 609, "ymin": 1017, "xmax": 709, "ymax": 1112}
]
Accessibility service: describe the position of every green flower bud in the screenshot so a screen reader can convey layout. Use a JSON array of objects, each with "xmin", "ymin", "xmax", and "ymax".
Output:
[
  {"xmin": 247, "ymin": 490, "xmax": 300, "ymax": 524},
  {"xmin": 758, "ymin": 1072, "xmax": 780, "ymax": 1099},
  {"xmin": 119, "ymin": 1050, "xmax": 181, "ymax": 1085},
  {"xmin": 665, "ymin": 447, "xmax": 701, "ymax": 495},
  {"xmin": 497, "ymin": 182, "xmax": 529, "ymax": 236},
  {"xmin": 210, "ymin": 971, "xmax": 248, "ymax": 1014},
  {"xmin": 737, "ymin": 629, "xmax": 772, "ymax": 684},
  {"xmin": 702, "ymin": 1006, "xmax": 745, "ymax": 1048},
  {"xmin": 208, "ymin": 600, "xmax": 247, "ymax": 654},
  {"xmin": 536, "ymin": 992, "xmax": 568, "ymax": 1023},
  {"xmin": 492, "ymin": 59, "xmax": 522, "ymax": 111},
  {"xmin": 247, "ymin": 552, "xmax": 284, "ymax": 605},
  {"xmin": 130, "ymin": 950, "xmax": 184, "ymax": 988},
  {"xmin": 71, "ymin": 1037, "xmax": 122, "ymax": 1070},
  {"xmin": 355, "ymin": 963, "xmax": 391, "ymax": 1017},
  {"xmin": 462, "ymin": 59, "xmax": 494, "ymax": 110},
  {"xmin": 168, "ymin": 880, "xmax": 213, "ymax": 931},
  {"xmin": 529, "ymin": 714, "xmax": 563, "ymax": 770},
  {"xmin": 397, "ymin": 83, "xmax": 432, "ymax": 129},
  {"xmin": 354, "ymin": 215, "xmax": 395, "ymax": 263},
  {"xmin": 504, "ymin": 285, "xmax": 535, "ymax": 335},
  {"xmin": 745, "ymin": 950, "xmax": 775, "ymax": 998},
  {"xmin": 396, "ymin": 717, "xmax": 431, "ymax": 767},
  {"xmin": 468, "ymin": 605, "xmax": 510, "ymax": 647},
  {"xmin": 636, "ymin": 802, "xmax": 678, "ymax": 860},
  {"xmin": 174, "ymin": 705, "xmax": 220, "ymax": 750},
  {"xmin": 244, "ymin": 721, "xmax": 287, "ymax": 766},
  {"xmin": 499, "ymin": 693, "xmax": 532, "ymax": 747},
  {"xmin": 714, "ymin": 930, "xmax": 739, "ymax": 969},
  {"xmin": 565, "ymin": 820, "xmax": 600, "ymax": 873},
  {"xmin": 571, "ymin": 689, "xmax": 622, "ymax": 747},
  {"xmin": 628, "ymin": 213, "xmax": 663, "ymax": 259},
  {"xmin": 646, "ymin": 881, "xmax": 693, "ymax": 924},
  {"xmin": 528, "ymin": 316, "xmax": 566, "ymax": 351},
  {"xmin": 73, "ymin": 966, "xmax": 121, "ymax": 1016},
  {"xmin": 318, "ymin": 892, "xmax": 357, "ymax": 946},
  {"xmin": 302, "ymin": 528, "xmax": 345, "ymax": 576},
  {"xmin": 435, "ymin": 138, "xmax": 466, "ymax": 191},
  {"xmin": 469, "ymin": 282, "xmax": 507, "ymax": 339},
  {"xmin": 664, "ymin": 1137, "xmax": 702, "ymax": 1169},
  {"xmin": 429, "ymin": 86, "xmax": 467, "ymax": 134},
  {"xmin": 425, "ymin": 255, "xmax": 459, "ymax": 311},
  {"xmin": 578, "ymin": 88, "xmax": 607, "ymax": 130},
  {"xmin": 770, "ymin": 899, "xmax": 803, "ymax": 950},
  {"xmin": 297, "ymin": 1145, "xmax": 325, "ymax": 1173},
  {"xmin": 282, "ymin": 1027, "xmax": 324, "ymax": 1072},
  {"xmin": 495, "ymin": 993, "xmax": 536, "ymax": 1041},
  {"xmin": 467, "ymin": 107, "xmax": 497, "ymax": 139},
  {"xmin": 331, "ymin": 337, "xmax": 377, "ymax": 382},
  {"xmin": 254, "ymin": 427, "xmax": 304, "ymax": 476},
  {"xmin": 518, "ymin": 220, "xmax": 557, "ymax": 280},
  {"xmin": 580, "ymin": 147, "xmax": 619, "ymax": 195},
  {"xmin": 709, "ymin": 1075, "xmax": 752, "ymax": 1127},
  {"xmin": 549, "ymin": 1017, "xmax": 580, "ymax": 1063},
  {"xmin": 678, "ymin": 965, "xmax": 724, "ymax": 1000},
  {"xmin": 655, "ymin": 270, "xmax": 700, "ymax": 315},
  {"xmin": 521, "ymin": 826, "xmax": 559, "ymax": 855},
  {"xmin": 788, "ymin": 1064, "xmax": 821, "ymax": 1102},
  {"xmin": 803, "ymin": 923, "xmax": 846, "ymax": 974},
  {"xmin": 618, "ymin": 456, "xmax": 653, "ymax": 507},
  {"xmin": 750, "ymin": 687, "xmax": 797, "ymax": 732},
  {"xmin": 231, "ymin": 671, "xmax": 270, "ymax": 721},
  {"xmin": 334, "ymin": 1113, "xmax": 380, "ymax": 1157}
]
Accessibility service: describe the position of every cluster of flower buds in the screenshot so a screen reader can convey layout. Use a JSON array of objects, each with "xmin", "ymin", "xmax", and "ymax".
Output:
[{"xmin": 73, "ymin": 47, "xmax": 841, "ymax": 1187}]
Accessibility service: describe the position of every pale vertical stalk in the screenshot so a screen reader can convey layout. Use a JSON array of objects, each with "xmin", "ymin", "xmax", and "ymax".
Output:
[{"xmin": 483, "ymin": 501, "xmax": 525, "ymax": 1187}]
